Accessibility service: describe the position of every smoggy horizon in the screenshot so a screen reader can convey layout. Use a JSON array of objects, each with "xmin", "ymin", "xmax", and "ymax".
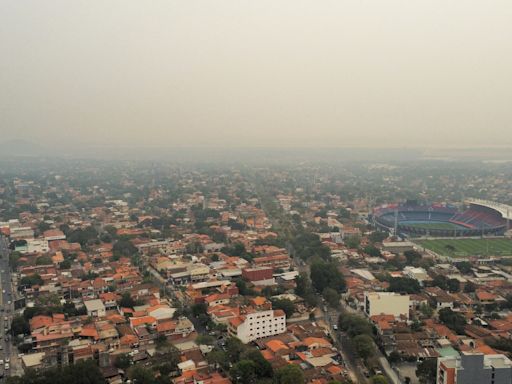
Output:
[{"xmin": 2, "ymin": 1, "xmax": 512, "ymax": 148}]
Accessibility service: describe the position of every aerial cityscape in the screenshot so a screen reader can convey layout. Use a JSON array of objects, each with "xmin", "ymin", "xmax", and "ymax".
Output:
[
  {"xmin": 2, "ymin": 1, "xmax": 512, "ymax": 384},
  {"xmin": 0, "ymin": 159, "xmax": 511, "ymax": 384}
]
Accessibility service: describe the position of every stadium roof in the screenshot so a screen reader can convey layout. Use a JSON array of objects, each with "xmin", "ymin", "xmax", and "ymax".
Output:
[{"xmin": 466, "ymin": 198, "xmax": 512, "ymax": 220}]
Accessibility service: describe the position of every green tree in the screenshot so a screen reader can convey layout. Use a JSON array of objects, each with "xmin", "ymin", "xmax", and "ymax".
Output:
[
  {"xmin": 363, "ymin": 245, "xmax": 382, "ymax": 257},
  {"xmin": 295, "ymin": 272, "xmax": 312, "ymax": 297},
  {"xmin": 438, "ymin": 308, "xmax": 467, "ymax": 334},
  {"xmin": 67, "ymin": 226, "xmax": 99, "ymax": 247},
  {"xmin": 6, "ymin": 359, "xmax": 104, "ymax": 384},
  {"xmin": 38, "ymin": 221, "xmax": 51, "ymax": 233},
  {"xmin": 371, "ymin": 375, "xmax": 389, "ymax": 384},
  {"xmin": 447, "ymin": 278, "xmax": 460, "ymax": 292},
  {"xmin": 234, "ymin": 278, "xmax": 256, "ymax": 296},
  {"xmin": 186, "ymin": 240, "xmax": 205, "ymax": 254},
  {"xmin": 338, "ymin": 312, "xmax": 373, "ymax": 337},
  {"xmin": 274, "ymin": 364, "xmax": 305, "ymax": 384},
  {"xmin": 270, "ymin": 298, "xmax": 295, "ymax": 318},
  {"xmin": 226, "ymin": 337, "xmax": 246, "ymax": 363},
  {"xmin": 195, "ymin": 334, "xmax": 215, "ymax": 345},
  {"xmin": 369, "ymin": 231, "xmax": 388, "ymax": 244},
  {"xmin": 464, "ymin": 281, "xmax": 476, "ymax": 293},
  {"xmin": 388, "ymin": 350, "xmax": 401, "ymax": 364},
  {"xmin": 113, "ymin": 354, "xmax": 131, "ymax": 369},
  {"xmin": 206, "ymin": 349, "xmax": 228, "ymax": 370},
  {"xmin": 432, "ymin": 275, "xmax": 448, "ymax": 290},
  {"xmin": 419, "ymin": 303, "xmax": 434, "ymax": 318},
  {"xmin": 404, "ymin": 250, "xmax": 422, "ymax": 265},
  {"xmin": 221, "ymin": 242, "xmax": 246, "ymax": 257},
  {"xmin": 310, "ymin": 260, "xmax": 346, "ymax": 293},
  {"xmin": 388, "ymin": 277, "xmax": 420, "ymax": 294},
  {"xmin": 191, "ymin": 302, "xmax": 208, "ymax": 317},
  {"xmin": 416, "ymin": 359, "xmax": 437, "ymax": 384},
  {"xmin": 36, "ymin": 255, "xmax": 53, "ymax": 265},
  {"xmin": 118, "ymin": 292, "xmax": 135, "ymax": 308},
  {"xmin": 156, "ymin": 334, "xmax": 169, "ymax": 349},
  {"xmin": 20, "ymin": 274, "xmax": 44, "ymax": 288},
  {"xmin": 113, "ymin": 238, "xmax": 138, "ymax": 257},
  {"xmin": 241, "ymin": 349, "xmax": 273, "ymax": 378},
  {"xmin": 230, "ymin": 360, "xmax": 257, "ymax": 384},
  {"xmin": 345, "ymin": 236, "xmax": 360, "ymax": 249},
  {"xmin": 353, "ymin": 334, "xmax": 375, "ymax": 360},
  {"xmin": 10, "ymin": 315, "xmax": 30, "ymax": 336},
  {"xmin": 9, "ymin": 251, "xmax": 21, "ymax": 270},
  {"xmin": 323, "ymin": 287, "xmax": 341, "ymax": 308},
  {"xmin": 455, "ymin": 261, "xmax": 472, "ymax": 274},
  {"xmin": 129, "ymin": 365, "xmax": 156, "ymax": 384}
]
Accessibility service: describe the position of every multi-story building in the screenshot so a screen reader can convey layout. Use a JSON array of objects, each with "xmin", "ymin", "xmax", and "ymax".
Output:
[
  {"xmin": 437, "ymin": 351, "xmax": 512, "ymax": 384},
  {"xmin": 10, "ymin": 226, "xmax": 35, "ymax": 240},
  {"xmin": 364, "ymin": 292, "xmax": 410, "ymax": 319},
  {"xmin": 228, "ymin": 309, "xmax": 286, "ymax": 344},
  {"xmin": 242, "ymin": 267, "xmax": 273, "ymax": 283},
  {"xmin": 253, "ymin": 254, "xmax": 291, "ymax": 271}
]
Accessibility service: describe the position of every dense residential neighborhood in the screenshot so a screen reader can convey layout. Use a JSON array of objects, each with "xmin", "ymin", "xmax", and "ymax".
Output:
[{"xmin": 1, "ymin": 160, "xmax": 512, "ymax": 384}]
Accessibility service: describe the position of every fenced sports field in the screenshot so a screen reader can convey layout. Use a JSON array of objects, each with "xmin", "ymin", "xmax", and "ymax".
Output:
[{"xmin": 415, "ymin": 238, "xmax": 512, "ymax": 258}]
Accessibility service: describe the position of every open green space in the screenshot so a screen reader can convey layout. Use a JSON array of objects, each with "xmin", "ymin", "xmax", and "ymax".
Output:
[
  {"xmin": 406, "ymin": 222, "xmax": 460, "ymax": 230},
  {"xmin": 415, "ymin": 238, "xmax": 512, "ymax": 258}
]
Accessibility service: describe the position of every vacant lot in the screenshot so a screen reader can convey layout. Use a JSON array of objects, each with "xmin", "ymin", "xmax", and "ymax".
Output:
[{"xmin": 416, "ymin": 238, "xmax": 512, "ymax": 257}]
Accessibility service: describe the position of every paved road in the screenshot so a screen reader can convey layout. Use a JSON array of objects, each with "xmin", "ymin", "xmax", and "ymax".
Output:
[
  {"xmin": 378, "ymin": 356, "xmax": 401, "ymax": 384},
  {"xmin": 0, "ymin": 236, "xmax": 22, "ymax": 379},
  {"xmin": 253, "ymin": 183, "xmax": 370, "ymax": 382},
  {"xmin": 339, "ymin": 300, "xmax": 402, "ymax": 384},
  {"xmin": 321, "ymin": 307, "xmax": 363, "ymax": 383}
]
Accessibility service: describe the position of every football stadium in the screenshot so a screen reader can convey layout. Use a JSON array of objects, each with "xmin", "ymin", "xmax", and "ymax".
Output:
[{"xmin": 372, "ymin": 198, "xmax": 511, "ymax": 238}]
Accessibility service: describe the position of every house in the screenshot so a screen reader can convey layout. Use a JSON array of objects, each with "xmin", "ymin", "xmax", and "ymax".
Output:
[
  {"xmin": 146, "ymin": 304, "xmax": 176, "ymax": 321},
  {"xmin": 84, "ymin": 299, "xmax": 106, "ymax": 318}
]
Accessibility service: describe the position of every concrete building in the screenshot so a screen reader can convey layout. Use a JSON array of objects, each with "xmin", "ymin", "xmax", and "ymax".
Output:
[
  {"xmin": 242, "ymin": 267, "xmax": 273, "ymax": 282},
  {"xmin": 437, "ymin": 351, "xmax": 512, "ymax": 384},
  {"xmin": 403, "ymin": 266, "xmax": 430, "ymax": 286},
  {"xmin": 84, "ymin": 299, "xmax": 106, "ymax": 318},
  {"xmin": 364, "ymin": 292, "xmax": 410, "ymax": 319},
  {"xmin": 10, "ymin": 226, "xmax": 35, "ymax": 240},
  {"xmin": 228, "ymin": 309, "xmax": 286, "ymax": 344},
  {"xmin": 382, "ymin": 241, "xmax": 415, "ymax": 254},
  {"xmin": 253, "ymin": 254, "xmax": 291, "ymax": 271}
]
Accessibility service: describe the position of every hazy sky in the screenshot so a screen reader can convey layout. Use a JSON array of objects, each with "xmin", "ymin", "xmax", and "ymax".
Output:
[{"xmin": 1, "ymin": 1, "xmax": 512, "ymax": 148}]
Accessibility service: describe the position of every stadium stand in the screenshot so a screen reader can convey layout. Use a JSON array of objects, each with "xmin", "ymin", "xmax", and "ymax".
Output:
[{"xmin": 373, "ymin": 202, "xmax": 506, "ymax": 237}]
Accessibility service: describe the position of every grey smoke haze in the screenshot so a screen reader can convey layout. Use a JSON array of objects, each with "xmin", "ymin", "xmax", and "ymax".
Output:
[{"xmin": 1, "ymin": 1, "xmax": 511, "ymax": 148}]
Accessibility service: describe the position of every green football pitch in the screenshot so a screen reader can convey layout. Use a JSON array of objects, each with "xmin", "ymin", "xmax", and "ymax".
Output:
[
  {"xmin": 406, "ymin": 222, "xmax": 460, "ymax": 230},
  {"xmin": 415, "ymin": 238, "xmax": 512, "ymax": 258}
]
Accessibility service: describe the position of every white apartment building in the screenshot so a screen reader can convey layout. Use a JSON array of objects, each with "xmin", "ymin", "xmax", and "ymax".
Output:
[
  {"xmin": 228, "ymin": 309, "xmax": 286, "ymax": 344},
  {"xmin": 364, "ymin": 292, "xmax": 410, "ymax": 319}
]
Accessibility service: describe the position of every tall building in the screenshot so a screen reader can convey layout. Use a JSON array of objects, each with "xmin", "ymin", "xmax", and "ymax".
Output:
[
  {"xmin": 364, "ymin": 292, "xmax": 410, "ymax": 319},
  {"xmin": 228, "ymin": 309, "xmax": 286, "ymax": 344},
  {"xmin": 437, "ymin": 351, "xmax": 512, "ymax": 384}
]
